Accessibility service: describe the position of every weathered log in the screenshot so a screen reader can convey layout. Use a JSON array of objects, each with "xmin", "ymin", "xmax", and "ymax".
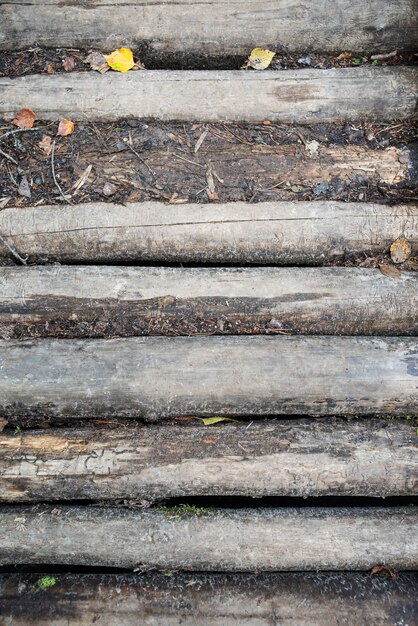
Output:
[
  {"xmin": 1, "ymin": 0, "xmax": 416, "ymax": 54},
  {"xmin": 0, "ymin": 336, "xmax": 417, "ymax": 419},
  {"xmin": 1, "ymin": 572, "xmax": 417, "ymax": 626},
  {"xmin": 0, "ymin": 68, "xmax": 416, "ymax": 123},
  {"xmin": 0, "ymin": 419, "xmax": 416, "ymax": 501},
  {"xmin": 0, "ymin": 506, "xmax": 416, "ymax": 570},
  {"xmin": 0, "ymin": 202, "xmax": 416, "ymax": 264},
  {"xmin": 1, "ymin": 266, "xmax": 417, "ymax": 338}
]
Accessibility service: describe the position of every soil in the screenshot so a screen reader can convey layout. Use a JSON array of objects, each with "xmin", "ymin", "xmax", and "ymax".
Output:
[{"xmin": 0, "ymin": 47, "xmax": 416, "ymax": 78}]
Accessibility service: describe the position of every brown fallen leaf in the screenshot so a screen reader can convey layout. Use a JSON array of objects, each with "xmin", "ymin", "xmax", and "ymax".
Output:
[
  {"xmin": 84, "ymin": 51, "xmax": 109, "ymax": 74},
  {"xmin": 0, "ymin": 417, "xmax": 8, "ymax": 432},
  {"xmin": 336, "ymin": 51, "xmax": 352, "ymax": 60},
  {"xmin": 38, "ymin": 135, "xmax": 53, "ymax": 156},
  {"xmin": 379, "ymin": 263, "xmax": 401, "ymax": 279},
  {"xmin": 390, "ymin": 237, "xmax": 412, "ymax": 264},
  {"xmin": 57, "ymin": 119, "xmax": 75, "ymax": 137},
  {"xmin": 12, "ymin": 108, "xmax": 36, "ymax": 129},
  {"xmin": 62, "ymin": 56, "xmax": 76, "ymax": 72},
  {"xmin": 46, "ymin": 64, "xmax": 55, "ymax": 74},
  {"xmin": 370, "ymin": 565, "xmax": 396, "ymax": 579}
]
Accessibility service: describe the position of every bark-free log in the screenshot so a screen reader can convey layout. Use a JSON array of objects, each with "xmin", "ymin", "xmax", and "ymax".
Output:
[
  {"xmin": 1, "ymin": 572, "xmax": 417, "ymax": 626},
  {"xmin": 0, "ymin": 506, "xmax": 416, "ymax": 570},
  {"xmin": 1, "ymin": 419, "xmax": 416, "ymax": 501},
  {"xmin": 0, "ymin": 336, "xmax": 417, "ymax": 418},
  {"xmin": 0, "ymin": 68, "xmax": 416, "ymax": 123},
  {"xmin": 1, "ymin": 266, "xmax": 417, "ymax": 337},
  {"xmin": 0, "ymin": 202, "xmax": 416, "ymax": 264},
  {"xmin": 1, "ymin": 0, "xmax": 416, "ymax": 54}
]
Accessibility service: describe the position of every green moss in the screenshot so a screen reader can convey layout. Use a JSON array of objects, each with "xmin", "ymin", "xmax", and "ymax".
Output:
[
  {"xmin": 37, "ymin": 576, "xmax": 56, "ymax": 591},
  {"xmin": 156, "ymin": 504, "xmax": 217, "ymax": 521}
]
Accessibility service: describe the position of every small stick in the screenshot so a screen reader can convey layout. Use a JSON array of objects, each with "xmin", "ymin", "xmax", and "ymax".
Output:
[
  {"xmin": 51, "ymin": 140, "xmax": 73, "ymax": 205},
  {"xmin": 370, "ymin": 50, "xmax": 397, "ymax": 61},
  {"xmin": 0, "ymin": 127, "xmax": 40, "ymax": 142},
  {"xmin": 125, "ymin": 142, "xmax": 157, "ymax": 181},
  {"xmin": 173, "ymin": 153, "xmax": 206, "ymax": 168},
  {"xmin": 0, "ymin": 147, "xmax": 18, "ymax": 165},
  {"xmin": 0, "ymin": 232, "xmax": 27, "ymax": 265}
]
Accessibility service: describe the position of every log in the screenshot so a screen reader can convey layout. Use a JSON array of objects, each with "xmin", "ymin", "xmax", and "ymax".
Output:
[
  {"xmin": 1, "ymin": 0, "xmax": 416, "ymax": 54},
  {"xmin": 0, "ymin": 419, "xmax": 416, "ymax": 501},
  {"xmin": 1, "ymin": 572, "xmax": 417, "ymax": 626},
  {"xmin": 0, "ymin": 506, "xmax": 416, "ymax": 570},
  {"xmin": 0, "ymin": 201, "xmax": 416, "ymax": 264},
  {"xmin": 1, "ymin": 266, "xmax": 417, "ymax": 338},
  {"xmin": 0, "ymin": 68, "xmax": 416, "ymax": 123},
  {"xmin": 0, "ymin": 336, "xmax": 416, "ymax": 419}
]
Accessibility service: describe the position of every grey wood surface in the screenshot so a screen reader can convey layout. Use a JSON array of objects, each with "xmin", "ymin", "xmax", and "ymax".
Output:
[
  {"xmin": 1, "ymin": 1, "xmax": 416, "ymax": 54},
  {"xmin": 1, "ymin": 419, "xmax": 416, "ymax": 501},
  {"xmin": 0, "ymin": 506, "xmax": 416, "ymax": 570},
  {"xmin": 1, "ymin": 572, "xmax": 417, "ymax": 625},
  {"xmin": 1, "ymin": 68, "xmax": 416, "ymax": 123},
  {"xmin": 1, "ymin": 202, "xmax": 416, "ymax": 264},
  {"xmin": 0, "ymin": 336, "xmax": 417, "ymax": 418}
]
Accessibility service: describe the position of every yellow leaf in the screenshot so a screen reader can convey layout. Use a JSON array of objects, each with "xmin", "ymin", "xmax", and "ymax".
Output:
[
  {"xmin": 390, "ymin": 237, "xmax": 412, "ymax": 264},
  {"xmin": 104, "ymin": 48, "xmax": 135, "ymax": 73},
  {"xmin": 200, "ymin": 417, "xmax": 238, "ymax": 426},
  {"xmin": 57, "ymin": 119, "xmax": 75, "ymax": 137},
  {"xmin": 246, "ymin": 48, "xmax": 275, "ymax": 70}
]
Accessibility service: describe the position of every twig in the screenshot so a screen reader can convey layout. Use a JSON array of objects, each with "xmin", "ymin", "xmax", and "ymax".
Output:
[
  {"xmin": 51, "ymin": 140, "xmax": 73, "ymax": 205},
  {"xmin": 125, "ymin": 142, "xmax": 157, "ymax": 181},
  {"xmin": 173, "ymin": 153, "xmax": 205, "ymax": 168},
  {"xmin": 0, "ymin": 127, "xmax": 40, "ymax": 142},
  {"xmin": 0, "ymin": 232, "xmax": 27, "ymax": 265},
  {"xmin": 0, "ymin": 147, "xmax": 18, "ymax": 165},
  {"xmin": 370, "ymin": 50, "xmax": 397, "ymax": 61}
]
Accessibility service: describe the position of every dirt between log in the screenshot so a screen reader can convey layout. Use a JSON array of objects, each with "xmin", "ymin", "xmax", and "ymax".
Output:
[{"xmin": 0, "ymin": 120, "xmax": 416, "ymax": 210}]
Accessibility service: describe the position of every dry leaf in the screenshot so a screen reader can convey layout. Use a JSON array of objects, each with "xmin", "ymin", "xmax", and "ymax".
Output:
[
  {"xmin": 38, "ymin": 135, "xmax": 52, "ymax": 156},
  {"xmin": 105, "ymin": 48, "xmax": 135, "ymax": 73},
  {"xmin": 0, "ymin": 417, "xmax": 8, "ymax": 432},
  {"xmin": 62, "ymin": 56, "xmax": 76, "ymax": 72},
  {"xmin": 57, "ymin": 119, "xmax": 75, "ymax": 137},
  {"xmin": 46, "ymin": 64, "xmax": 55, "ymax": 74},
  {"xmin": 12, "ymin": 108, "xmax": 36, "ymax": 129},
  {"xmin": 379, "ymin": 263, "xmax": 401, "ymax": 279},
  {"xmin": 245, "ymin": 48, "xmax": 275, "ymax": 70},
  {"xmin": 337, "ymin": 51, "xmax": 352, "ymax": 60},
  {"xmin": 0, "ymin": 197, "xmax": 11, "ymax": 209},
  {"xmin": 194, "ymin": 128, "xmax": 208, "ymax": 153},
  {"xmin": 72, "ymin": 164, "xmax": 92, "ymax": 192},
  {"xmin": 390, "ymin": 237, "xmax": 412, "ymax": 264},
  {"xmin": 370, "ymin": 565, "xmax": 396, "ymax": 579},
  {"xmin": 200, "ymin": 417, "xmax": 238, "ymax": 426},
  {"xmin": 84, "ymin": 51, "xmax": 109, "ymax": 74}
]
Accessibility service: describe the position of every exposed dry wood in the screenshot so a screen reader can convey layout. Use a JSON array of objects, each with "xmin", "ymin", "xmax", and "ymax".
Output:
[
  {"xmin": 1, "ymin": 1, "xmax": 416, "ymax": 54},
  {"xmin": 0, "ymin": 506, "xmax": 416, "ymax": 570},
  {"xmin": 1, "ymin": 266, "xmax": 417, "ymax": 338},
  {"xmin": 0, "ymin": 68, "xmax": 416, "ymax": 123},
  {"xmin": 0, "ymin": 336, "xmax": 417, "ymax": 419},
  {"xmin": 1, "ymin": 572, "xmax": 417, "ymax": 626},
  {"xmin": 1, "ymin": 419, "xmax": 416, "ymax": 501},
  {"xmin": 0, "ymin": 201, "xmax": 417, "ymax": 264}
]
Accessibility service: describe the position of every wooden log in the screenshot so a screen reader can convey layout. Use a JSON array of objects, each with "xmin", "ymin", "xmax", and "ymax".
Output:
[
  {"xmin": 0, "ymin": 506, "xmax": 416, "ymax": 570},
  {"xmin": 0, "ymin": 202, "xmax": 417, "ymax": 264},
  {"xmin": 1, "ymin": 572, "xmax": 417, "ymax": 626},
  {"xmin": 0, "ymin": 68, "xmax": 416, "ymax": 123},
  {"xmin": 1, "ymin": 0, "xmax": 416, "ymax": 54},
  {"xmin": 1, "ymin": 266, "xmax": 417, "ymax": 338},
  {"xmin": 0, "ymin": 336, "xmax": 416, "ymax": 419},
  {"xmin": 0, "ymin": 419, "xmax": 416, "ymax": 501}
]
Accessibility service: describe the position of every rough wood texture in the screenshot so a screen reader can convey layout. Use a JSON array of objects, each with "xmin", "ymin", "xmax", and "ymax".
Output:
[
  {"xmin": 0, "ymin": 68, "xmax": 416, "ymax": 123},
  {"xmin": 1, "ymin": 0, "xmax": 416, "ymax": 54},
  {"xmin": 0, "ymin": 336, "xmax": 417, "ymax": 419},
  {"xmin": 0, "ymin": 506, "xmax": 416, "ymax": 570},
  {"xmin": 1, "ymin": 419, "xmax": 416, "ymax": 501},
  {"xmin": 1, "ymin": 572, "xmax": 417, "ymax": 626},
  {"xmin": 1, "ymin": 266, "xmax": 417, "ymax": 338},
  {"xmin": 1, "ymin": 202, "xmax": 417, "ymax": 264}
]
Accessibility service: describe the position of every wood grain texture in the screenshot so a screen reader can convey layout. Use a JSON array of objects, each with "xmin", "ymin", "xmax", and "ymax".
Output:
[
  {"xmin": 1, "ymin": 419, "xmax": 416, "ymax": 501},
  {"xmin": 0, "ymin": 336, "xmax": 417, "ymax": 419},
  {"xmin": 1, "ymin": 266, "xmax": 417, "ymax": 338},
  {"xmin": 1, "ymin": 1, "xmax": 416, "ymax": 54},
  {"xmin": 0, "ymin": 506, "xmax": 416, "ymax": 570},
  {"xmin": 1, "ymin": 202, "xmax": 417, "ymax": 264},
  {"xmin": 1, "ymin": 572, "xmax": 417, "ymax": 626},
  {"xmin": 0, "ymin": 68, "xmax": 416, "ymax": 123}
]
